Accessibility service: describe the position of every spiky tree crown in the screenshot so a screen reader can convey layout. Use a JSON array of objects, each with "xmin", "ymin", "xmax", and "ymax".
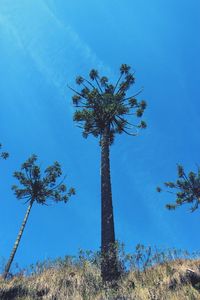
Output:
[
  {"xmin": 69, "ymin": 64, "xmax": 147, "ymax": 144},
  {"xmin": 157, "ymin": 165, "xmax": 200, "ymax": 212},
  {"xmin": 12, "ymin": 155, "xmax": 75, "ymax": 204},
  {"xmin": 0, "ymin": 144, "xmax": 9, "ymax": 160}
]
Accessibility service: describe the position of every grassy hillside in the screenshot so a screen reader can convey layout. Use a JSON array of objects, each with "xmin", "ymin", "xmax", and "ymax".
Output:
[{"xmin": 0, "ymin": 247, "xmax": 200, "ymax": 299}]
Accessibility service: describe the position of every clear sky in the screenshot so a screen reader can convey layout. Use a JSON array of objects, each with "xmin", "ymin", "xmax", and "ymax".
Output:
[{"xmin": 0, "ymin": 0, "xmax": 200, "ymax": 270}]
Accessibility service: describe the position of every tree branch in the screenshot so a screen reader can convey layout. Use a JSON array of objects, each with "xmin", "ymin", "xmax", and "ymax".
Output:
[
  {"xmin": 113, "ymin": 73, "xmax": 123, "ymax": 93},
  {"xmin": 122, "ymin": 88, "xmax": 144, "ymax": 101}
]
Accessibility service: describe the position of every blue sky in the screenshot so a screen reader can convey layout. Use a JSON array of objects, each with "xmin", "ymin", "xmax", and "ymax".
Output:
[{"xmin": 0, "ymin": 0, "xmax": 200, "ymax": 270}]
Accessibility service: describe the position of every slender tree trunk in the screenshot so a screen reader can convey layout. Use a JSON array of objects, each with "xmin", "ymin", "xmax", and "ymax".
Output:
[
  {"xmin": 100, "ymin": 125, "xmax": 119, "ymax": 282},
  {"xmin": 3, "ymin": 200, "xmax": 34, "ymax": 280}
]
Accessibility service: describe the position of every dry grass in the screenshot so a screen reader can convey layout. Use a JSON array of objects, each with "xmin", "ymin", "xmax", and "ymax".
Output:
[{"xmin": 0, "ymin": 248, "xmax": 200, "ymax": 300}]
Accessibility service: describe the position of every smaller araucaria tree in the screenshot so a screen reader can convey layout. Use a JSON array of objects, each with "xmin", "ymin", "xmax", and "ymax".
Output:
[
  {"xmin": 3, "ymin": 154, "xmax": 75, "ymax": 279},
  {"xmin": 0, "ymin": 143, "xmax": 9, "ymax": 160},
  {"xmin": 157, "ymin": 164, "xmax": 200, "ymax": 212}
]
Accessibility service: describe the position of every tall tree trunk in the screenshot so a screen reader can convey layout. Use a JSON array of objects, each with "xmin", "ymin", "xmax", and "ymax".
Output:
[
  {"xmin": 101, "ymin": 125, "xmax": 119, "ymax": 282},
  {"xmin": 3, "ymin": 200, "xmax": 34, "ymax": 280}
]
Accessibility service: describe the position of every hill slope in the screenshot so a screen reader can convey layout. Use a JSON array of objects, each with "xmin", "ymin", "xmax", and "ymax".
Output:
[{"xmin": 0, "ymin": 258, "xmax": 200, "ymax": 299}]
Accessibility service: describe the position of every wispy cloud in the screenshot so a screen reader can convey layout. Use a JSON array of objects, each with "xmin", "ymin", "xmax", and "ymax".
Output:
[{"xmin": 0, "ymin": 0, "xmax": 110, "ymax": 95}]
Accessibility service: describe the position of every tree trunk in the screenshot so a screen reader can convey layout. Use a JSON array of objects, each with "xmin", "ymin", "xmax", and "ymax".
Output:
[
  {"xmin": 3, "ymin": 200, "xmax": 34, "ymax": 280},
  {"xmin": 100, "ymin": 125, "xmax": 119, "ymax": 282}
]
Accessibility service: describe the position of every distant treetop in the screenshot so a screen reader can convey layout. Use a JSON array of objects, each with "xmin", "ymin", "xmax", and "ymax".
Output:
[
  {"xmin": 157, "ymin": 164, "xmax": 200, "ymax": 212},
  {"xmin": 12, "ymin": 154, "xmax": 75, "ymax": 205},
  {"xmin": 0, "ymin": 143, "xmax": 9, "ymax": 160}
]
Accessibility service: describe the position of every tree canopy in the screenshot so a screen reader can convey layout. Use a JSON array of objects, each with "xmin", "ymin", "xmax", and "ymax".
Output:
[
  {"xmin": 69, "ymin": 64, "xmax": 147, "ymax": 144},
  {"xmin": 157, "ymin": 164, "xmax": 200, "ymax": 212},
  {"xmin": 12, "ymin": 154, "xmax": 75, "ymax": 204}
]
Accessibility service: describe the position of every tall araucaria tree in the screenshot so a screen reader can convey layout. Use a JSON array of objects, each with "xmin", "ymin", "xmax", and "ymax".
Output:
[
  {"xmin": 3, "ymin": 154, "xmax": 75, "ymax": 280},
  {"xmin": 157, "ymin": 164, "xmax": 200, "ymax": 212},
  {"xmin": 69, "ymin": 64, "xmax": 147, "ymax": 282}
]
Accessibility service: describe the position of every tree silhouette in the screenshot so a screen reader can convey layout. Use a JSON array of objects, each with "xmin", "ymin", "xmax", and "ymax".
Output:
[
  {"xmin": 69, "ymin": 64, "xmax": 147, "ymax": 282},
  {"xmin": 3, "ymin": 154, "xmax": 75, "ymax": 279},
  {"xmin": 0, "ymin": 143, "xmax": 9, "ymax": 160},
  {"xmin": 157, "ymin": 164, "xmax": 200, "ymax": 212}
]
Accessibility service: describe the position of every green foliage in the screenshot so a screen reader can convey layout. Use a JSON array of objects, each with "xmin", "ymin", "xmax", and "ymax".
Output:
[
  {"xmin": 157, "ymin": 164, "xmax": 200, "ymax": 212},
  {"xmin": 69, "ymin": 64, "xmax": 147, "ymax": 144},
  {"xmin": 0, "ymin": 143, "xmax": 9, "ymax": 160},
  {"xmin": 12, "ymin": 154, "xmax": 75, "ymax": 204}
]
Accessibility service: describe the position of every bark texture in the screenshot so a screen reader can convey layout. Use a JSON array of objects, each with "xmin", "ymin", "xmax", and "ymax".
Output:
[
  {"xmin": 3, "ymin": 200, "xmax": 34, "ymax": 279},
  {"xmin": 100, "ymin": 126, "xmax": 119, "ymax": 282}
]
